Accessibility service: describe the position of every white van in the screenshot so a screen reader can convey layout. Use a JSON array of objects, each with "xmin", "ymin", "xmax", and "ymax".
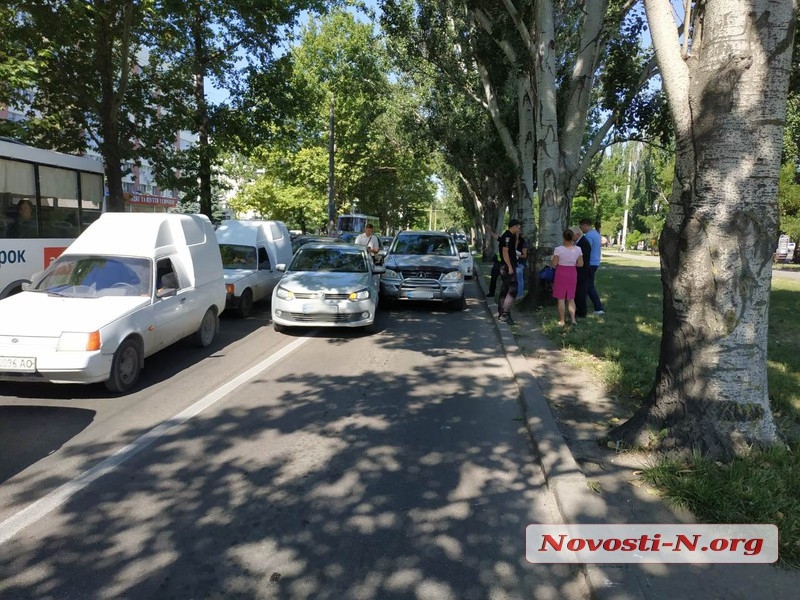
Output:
[
  {"xmin": 215, "ymin": 219, "xmax": 293, "ymax": 317},
  {"xmin": 0, "ymin": 213, "xmax": 226, "ymax": 393}
]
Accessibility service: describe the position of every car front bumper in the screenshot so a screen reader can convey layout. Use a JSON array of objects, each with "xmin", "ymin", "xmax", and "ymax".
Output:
[
  {"xmin": 272, "ymin": 297, "xmax": 376, "ymax": 328},
  {"xmin": 380, "ymin": 278, "xmax": 464, "ymax": 302},
  {"xmin": 0, "ymin": 348, "xmax": 113, "ymax": 385}
]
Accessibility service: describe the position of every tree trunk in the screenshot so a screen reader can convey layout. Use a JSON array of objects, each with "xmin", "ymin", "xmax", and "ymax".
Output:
[
  {"xmin": 609, "ymin": 0, "xmax": 796, "ymax": 459},
  {"xmin": 532, "ymin": 0, "xmax": 567, "ymax": 306},
  {"xmin": 193, "ymin": 4, "xmax": 212, "ymax": 219}
]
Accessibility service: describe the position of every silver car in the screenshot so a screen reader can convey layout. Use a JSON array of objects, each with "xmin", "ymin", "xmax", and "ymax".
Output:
[
  {"xmin": 380, "ymin": 230, "xmax": 466, "ymax": 310},
  {"xmin": 272, "ymin": 243, "xmax": 384, "ymax": 333}
]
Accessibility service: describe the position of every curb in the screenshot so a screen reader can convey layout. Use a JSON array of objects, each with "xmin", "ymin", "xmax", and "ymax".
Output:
[{"xmin": 475, "ymin": 262, "xmax": 643, "ymax": 600}]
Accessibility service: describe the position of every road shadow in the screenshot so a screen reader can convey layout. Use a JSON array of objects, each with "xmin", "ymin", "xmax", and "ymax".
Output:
[{"xmin": 0, "ymin": 405, "xmax": 95, "ymax": 484}]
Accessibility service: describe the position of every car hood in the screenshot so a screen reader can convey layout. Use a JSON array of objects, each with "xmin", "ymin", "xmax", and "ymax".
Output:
[
  {"xmin": 386, "ymin": 254, "xmax": 460, "ymax": 270},
  {"xmin": 0, "ymin": 292, "xmax": 150, "ymax": 335},
  {"xmin": 223, "ymin": 269, "xmax": 256, "ymax": 284},
  {"xmin": 278, "ymin": 271, "xmax": 373, "ymax": 293}
]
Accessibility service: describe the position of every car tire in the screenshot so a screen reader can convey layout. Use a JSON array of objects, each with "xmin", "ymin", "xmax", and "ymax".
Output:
[
  {"xmin": 450, "ymin": 295, "xmax": 466, "ymax": 311},
  {"xmin": 273, "ymin": 321, "xmax": 286, "ymax": 333},
  {"xmin": 193, "ymin": 308, "xmax": 219, "ymax": 347},
  {"xmin": 105, "ymin": 338, "xmax": 142, "ymax": 393},
  {"xmin": 237, "ymin": 289, "xmax": 253, "ymax": 318}
]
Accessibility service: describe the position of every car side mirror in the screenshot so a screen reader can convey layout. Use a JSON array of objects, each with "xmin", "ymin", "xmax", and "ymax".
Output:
[
  {"xmin": 21, "ymin": 282, "xmax": 33, "ymax": 291},
  {"xmin": 459, "ymin": 252, "xmax": 470, "ymax": 259},
  {"xmin": 276, "ymin": 264, "xmax": 286, "ymax": 272},
  {"xmin": 372, "ymin": 265, "xmax": 386, "ymax": 275}
]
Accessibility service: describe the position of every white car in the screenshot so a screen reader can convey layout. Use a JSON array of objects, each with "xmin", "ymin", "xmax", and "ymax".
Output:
[
  {"xmin": 272, "ymin": 243, "xmax": 384, "ymax": 333},
  {"xmin": 455, "ymin": 239, "xmax": 475, "ymax": 279},
  {"xmin": 0, "ymin": 213, "xmax": 226, "ymax": 393}
]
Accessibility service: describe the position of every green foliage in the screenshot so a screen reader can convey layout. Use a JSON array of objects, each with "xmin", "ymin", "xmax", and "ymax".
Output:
[
  {"xmin": 226, "ymin": 9, "xmax": 436, "ymax": 233},
  {"xmin": 778, "ymin": 162, "xmax": 800, "ymax": 241}
]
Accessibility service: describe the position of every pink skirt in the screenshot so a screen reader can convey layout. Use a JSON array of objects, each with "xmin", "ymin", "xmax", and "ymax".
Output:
[{"xmin": 552, "ymin": 265, "xmax": 577, "ymax": 299}]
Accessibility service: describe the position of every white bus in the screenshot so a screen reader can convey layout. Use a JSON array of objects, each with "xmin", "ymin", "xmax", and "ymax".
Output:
[
  {"xmin": 337, "ymin": 213, "xmax": 381, "ymax": 235},
  {"xmin": 0, "ymin": 138, "xmax": 104, "ymax": 298}
]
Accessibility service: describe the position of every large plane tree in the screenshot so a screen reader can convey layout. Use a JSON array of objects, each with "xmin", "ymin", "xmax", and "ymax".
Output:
[{"xmin": 610, "ymin": 0, "xmax": 797, "ymax": 459}]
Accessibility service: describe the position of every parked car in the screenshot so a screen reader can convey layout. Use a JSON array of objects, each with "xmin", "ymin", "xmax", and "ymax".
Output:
[
  {"xmin": 454, "ymin": 239, "xmax": 475, "ymax": 279},
  {"xmin": 216, "ymin": 219, "xmax": 293, "ymax": 318},
  {"xmin": 272, "ymin": 243, "xmax": 385, "ymax": 333},
  {"xmin": 380, "ymin": 230, "xmax": 466, "ymax": 310},
  {"xmin": 0, "ymin": 213, "xmax": 226, "ymax": 393},
  {"xmin": 291, "ymin": 235, "xmax": 346, "ymax": 254}
]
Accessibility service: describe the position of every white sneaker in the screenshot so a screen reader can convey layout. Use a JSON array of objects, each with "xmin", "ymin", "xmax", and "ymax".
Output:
[{"xmin": 594, "ymin": 310, "xmax": 605, "ymax": 315}]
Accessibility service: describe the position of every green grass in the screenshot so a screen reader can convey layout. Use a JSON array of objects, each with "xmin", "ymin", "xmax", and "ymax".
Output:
[{"xmin": 527, "ymin": 254, "xmax": 800, "ymax": 568}]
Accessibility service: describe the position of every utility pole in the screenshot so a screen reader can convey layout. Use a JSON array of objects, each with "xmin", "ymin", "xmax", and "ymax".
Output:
[{"xmin": 327, "ymin": 91, "xmax": 336, "ymax": 235}]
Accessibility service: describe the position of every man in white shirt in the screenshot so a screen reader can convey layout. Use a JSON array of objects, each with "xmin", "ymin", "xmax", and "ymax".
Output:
[{"xmin": 355, "ymin": 223, "xmax": 380, "ymax": 258}]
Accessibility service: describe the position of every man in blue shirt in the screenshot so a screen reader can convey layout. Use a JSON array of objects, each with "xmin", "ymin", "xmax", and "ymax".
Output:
[{"xmin": 579, "ymin": 218, "xmax": 605, "ymax": 314}]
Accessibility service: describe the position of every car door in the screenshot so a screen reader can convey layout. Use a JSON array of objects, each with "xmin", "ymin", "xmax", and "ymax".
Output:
[
  {"xmin": 152, "ymin": 258, "xmax": 191, "ymax": 348},
  {"xmin": 258, "ymin": 245, "xmax": 282, "ymax": 299}
]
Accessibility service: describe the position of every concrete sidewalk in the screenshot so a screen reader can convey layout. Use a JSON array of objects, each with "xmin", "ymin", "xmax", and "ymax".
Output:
[{"xmin": 477, "ymin": 265, "xmax": 800, "ymax": 599}]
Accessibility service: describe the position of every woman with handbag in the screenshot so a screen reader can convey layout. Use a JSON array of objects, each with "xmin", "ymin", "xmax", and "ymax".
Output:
[{"xmin": 551, "ymin": 228, "xmax": 584, "ymax": 327}]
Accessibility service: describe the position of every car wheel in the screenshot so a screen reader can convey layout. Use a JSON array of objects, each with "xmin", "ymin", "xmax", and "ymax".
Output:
[
  {"xmin": 193, "ymin": 308, "xmax": 219, "ymax": 347},
  {"xmin": 237, "ymin": 289, "xmax": 253, "ymax": 318},
  {"xmin": 273, "ymin": 321, "xmax": 286, "ymax": 333},
  {"xmin": 450, "ymin": 295, "xmax": 466, "ymax": 311},
  {"xmin": 105, "ymin": 339, "xmax": 142, "ymax": 393}
]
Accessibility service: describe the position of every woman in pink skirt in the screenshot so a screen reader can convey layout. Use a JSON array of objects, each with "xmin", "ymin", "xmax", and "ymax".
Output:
[{"xmin": 551, "ymin": 228, "xmax": 584, "ymax": 326}]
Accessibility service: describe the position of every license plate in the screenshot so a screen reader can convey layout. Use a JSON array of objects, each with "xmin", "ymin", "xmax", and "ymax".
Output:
[
  {"xmin": 407, "ymin": 290, "xmax": 434, "ymax": 300},
  {"xmin": 303, "ymin": 303, "xmax": 338, "ymax": 314},
  {"xmin": 0, "ymin": 356, "xmax": 36, "ymax": 372}
]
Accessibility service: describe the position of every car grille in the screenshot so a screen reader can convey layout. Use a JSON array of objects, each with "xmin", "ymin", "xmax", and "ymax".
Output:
[
  {"xmin": 292, "ymin": 292, "xmax": 351, "ymax": 300},
  {"xmin": 399, "ymin": 269, "xmax": 444, "ymax": 280},
  {"xmin": 288, "ymin": 312, "xmax": 361, "ymax": 323}
]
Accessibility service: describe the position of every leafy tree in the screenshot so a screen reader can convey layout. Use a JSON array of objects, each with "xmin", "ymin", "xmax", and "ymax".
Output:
[
  {"xmin": 0, "ymin": 0, "xmax": 152, "ymax": 211},
  {"xmin": 229, "ymin": 10, "xmax": 435, "ymax": 234},
  {"xmin": 138, "ymin": 0, "xmax": 327, "ymax": 219}
]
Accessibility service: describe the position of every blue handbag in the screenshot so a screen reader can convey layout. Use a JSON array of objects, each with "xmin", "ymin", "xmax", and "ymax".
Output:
[{"xmin": 539, "ymin": 265, "xmax": 556, "ymax": 282}]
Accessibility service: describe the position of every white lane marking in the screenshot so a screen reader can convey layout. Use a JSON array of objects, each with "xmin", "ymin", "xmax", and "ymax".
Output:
[{"xmin": 0, "ymin": 335, "xmax": 311, "ymax": 546}]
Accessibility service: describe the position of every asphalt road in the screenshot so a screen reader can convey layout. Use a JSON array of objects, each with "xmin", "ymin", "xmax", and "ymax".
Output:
[{"xmin": 0, "ymin": 281, "xmax": 587, "ymax": 600}]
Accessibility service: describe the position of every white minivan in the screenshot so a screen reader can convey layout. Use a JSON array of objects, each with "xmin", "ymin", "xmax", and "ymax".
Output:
[
  {"xmin": 216, "ymin": 220, "xmax": 293, "ymax": 317},
  {"xmin": 0, "ymin": 213, "xmax": 226, "ymax": 393}
]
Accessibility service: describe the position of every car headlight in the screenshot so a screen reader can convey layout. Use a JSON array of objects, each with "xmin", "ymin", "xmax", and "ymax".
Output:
[
  {"xmin": 348, "ymin": 289, "xmax": 370, "ymax": 301},
  {"xmin": 442, "ymin": 270, "xmax": 464, "ymax": 282},
  {"xmin": 276, "ymin": 286, "xmax": 295, "ymax": 300},
  {"xmin": 58, "ymin": 331, "xmax": 101, "ymax": 352},
  {"xmin": 381, "ymin": 269, "xmax": 401, "ymax": 279}
]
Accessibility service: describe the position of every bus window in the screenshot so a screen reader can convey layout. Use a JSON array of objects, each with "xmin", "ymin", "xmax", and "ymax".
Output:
[
  {"xmin": 39, "ymin": 165, "xmax": 79, "ymax": 238},
  {"xmin": 1, "ymin": 158, "xmax": 36, "ymax": 238},
  {"xmin": 80, "ymin": 172, "xmax": 103, "ymax": 229}
]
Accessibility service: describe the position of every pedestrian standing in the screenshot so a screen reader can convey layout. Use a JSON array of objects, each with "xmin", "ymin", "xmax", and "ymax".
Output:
[
  {"xmin": 486, "ymin": 230, "xmax": 502, "ymax": 297},
  {"xmin": 355, "ymin": 223, "xmax": 380, "ymax": 259},
  {"xmin": 551, "ymin": 228, "xmax": 584, "ymax": 326},
  {"xmin": 498, "ymin": 219, "xmax": 521, "ymax": 324},
  {"xmin": 579, "ymin": 218, "xmax": 605, "ymax": 314},
  {"xmin": 516, "ymin": 233, "xmax": 529, "ymax": 298},
  {"xmin": 572, "ymin": 226, "xmax": 592, "ymax": 318}
]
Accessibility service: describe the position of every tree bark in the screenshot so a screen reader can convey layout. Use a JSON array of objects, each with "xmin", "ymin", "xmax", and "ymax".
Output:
[{"xmin": 609, "ymin": 0, "xmax": 796, "ymax": 459}]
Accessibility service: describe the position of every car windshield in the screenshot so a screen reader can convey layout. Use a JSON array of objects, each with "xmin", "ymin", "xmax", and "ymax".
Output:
[
  {"xmin": 393, "ymin": 234, "xmax": 455, "ymax": 256},
  {"xmin": 220, "ymin": 244, "xmax": 257, "ymax": 269},
  {"xmin": 34, "ymin": 255, "xmax": 152, "ymax": 298},
  {"xmin": 289, "ymin": 247, "xmax": 368, "ymax": 273}
]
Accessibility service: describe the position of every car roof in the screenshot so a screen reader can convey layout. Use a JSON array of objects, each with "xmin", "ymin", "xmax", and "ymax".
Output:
[
  {"xmin": 295, "ymin": 242, "xmax": 364, "ymax": 251},
  {"xmin": 397, "ymin": 230, "xmax": 451, "ymax": 236}
]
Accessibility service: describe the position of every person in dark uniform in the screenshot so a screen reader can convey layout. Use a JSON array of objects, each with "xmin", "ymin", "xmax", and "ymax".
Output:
[
  {"xmin": 573, "ymin": 226, "xmax": 592, "ymax": 318},
  {"xmin": 497, "ymin": 219, "xmax": 521, "ymax": 324}
]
